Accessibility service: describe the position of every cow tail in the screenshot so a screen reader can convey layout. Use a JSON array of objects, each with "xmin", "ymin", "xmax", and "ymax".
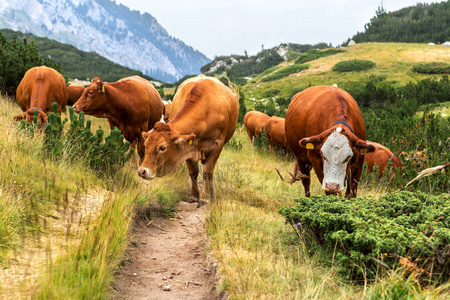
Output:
[{"xmin": 226, "ymin": 77, "xmax": 239, "ymax": 109}]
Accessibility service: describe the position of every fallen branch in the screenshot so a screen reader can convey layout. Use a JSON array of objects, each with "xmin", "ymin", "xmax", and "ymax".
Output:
[{"xmin": 405, "ymin": 163, "xmax": 449, "ymax": 188}]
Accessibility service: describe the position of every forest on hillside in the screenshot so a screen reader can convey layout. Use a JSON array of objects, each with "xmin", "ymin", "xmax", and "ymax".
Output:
[
  {"xmin": 0, "ymin": 29, "xmax": 158, "ymax": 84},
  {"xmin": 350, "ymin": 1, "xmax": 450, "ymax": 44}
]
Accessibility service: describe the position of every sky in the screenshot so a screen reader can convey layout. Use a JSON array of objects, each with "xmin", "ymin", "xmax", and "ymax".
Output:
[{"xmin": 114, "ymin": 0, "xmax": 444, "ymax": 59}]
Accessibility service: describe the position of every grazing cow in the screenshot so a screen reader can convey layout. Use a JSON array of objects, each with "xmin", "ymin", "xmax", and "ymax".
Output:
[
  {"xmin": 284, "ymin": 86, "xmax": 375, "ymax": 198},
  {"xmin": 243, "ymin": 111, "xmax": 270, "ymax": 142},
  {"xmin": 14, "ymin": 66, "xmax": 68, "ymax": 124},
  {"xmin": 364, "ymin": 141, "xmax": 402, "ymax": 178},
  {"xmin": 73, "ymin": 75, "xmax": 164, "ymax": 165},
  {"xmin": 67, "ymin": 85, "xmax": 86, "ymax": 106},
  {"xmin": 137, "ymin": 75, "xmax": 238, "ymax": 204},
  {"xmin": 264, "ymin": 116, "xmax": 290, "ymax": 157}
]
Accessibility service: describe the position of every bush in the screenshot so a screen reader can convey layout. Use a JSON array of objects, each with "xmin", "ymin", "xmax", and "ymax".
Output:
[
  {"xmin": 332, "ymin": 59, "xmax": 376, "ymax": 72},
  {"xmin": 253, "ymin": 128, "xmax": 269, "ymax": 152},
  {"xmin": 17, "ymin": 104, "xmax": 134, "ymax": 177},
  {"xmin": 412, "ymin": 62, "xmax": 450, "ymax": 74},
  {"xmin": 261, "ymin": 64, "xmax": 310, "ymax": 82},
  {"xmin": 279, "ymin": 191, "xmax": 450, "ymax": 283},
  {"xmin": 295, "ymin": 48, "xmax": 345, "ymax": 64}
]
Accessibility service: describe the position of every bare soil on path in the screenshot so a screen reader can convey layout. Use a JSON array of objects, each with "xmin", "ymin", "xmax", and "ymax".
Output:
[{"xmin": 112, "ymin": 201, "xmax": 224, "ymax": 300}]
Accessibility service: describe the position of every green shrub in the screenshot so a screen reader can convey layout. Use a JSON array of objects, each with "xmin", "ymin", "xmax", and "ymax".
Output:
[
  {"xmin": 295, "ymin": 48, "xmax": 345, "ymax": 64},
  {"xmin": 279, "ymin": 191, "xmax": 450, "ymax": 283},
  {"xmin": 253, "ymin": 128, "xmax": 269, "ymax": 152},
  {"xmin": 261, "ymin": 64, "xmax": 310, "ymax": 82},
  {"xmin": 412, "ymin": 62, "xmax": 450, "ymax": 74},
  {"xmin": 225, "ymin": 136, "xmax": 243, "ymax": 151},
  {"xmin": 332, "ymin": 59, "xmax": 376, "ymax": 72},
  {"xmin": 17, "ymin": 104, "xmax": 133, "ymax": 178},
  {"xmin": 0, "ymin": 31, "xmax": 61, "ymax": 94}
]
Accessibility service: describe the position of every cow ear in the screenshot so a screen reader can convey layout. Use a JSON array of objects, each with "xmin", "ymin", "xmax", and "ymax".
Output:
[
  {"xmin": 299, "ymin": 135, "xmax": 321, "ymax": 150},
  {"xmin": 96, "ymin": 79, "xmax": 105, "ymax": 93},
  {"xmin": 355, "ymin": 140, "xmax": 376, "ymax": 155}
]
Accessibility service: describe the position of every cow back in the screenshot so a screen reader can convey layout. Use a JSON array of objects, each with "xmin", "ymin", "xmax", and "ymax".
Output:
[
  {"xmin": 16, "ymin": 66, "xmax": 68, "ymax": 114},
  {"xmin": 244, "ymin": 111, "xmax": 270, "ymax": 139},
  {"xmin": 170, "ymin": 75, "xmax": 238, "ymax": 143},
  {"xmin": 364, "ymin": 141, "xmax": 402, "ymax": 174},
  {"xmin": 265, "ymin": 116, "xmax": 287, "ymax": 147}
]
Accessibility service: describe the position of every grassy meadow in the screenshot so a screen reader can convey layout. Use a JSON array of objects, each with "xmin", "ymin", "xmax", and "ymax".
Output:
[{"xmin": 1, "ymin": 42, "xmax": 449, "ymax": 299}]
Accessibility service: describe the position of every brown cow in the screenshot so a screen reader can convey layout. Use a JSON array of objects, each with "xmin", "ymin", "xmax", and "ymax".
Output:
[
  {"xmin": 264, "ymin": 116, "xmax": 290, "ymax": 157},
  {"xmin": 243, "ymin": 111, "xmax": 270, "ymax": 142},
  {"xmin": 14, "ymin": 66, "xmax": 68, "ymax": 124},
  {"xmin": 285, "ymin": 86, "xmax": 375, "ymax": 198},
  {"xmin": 163, "ymin": 103, "xmax": 172, "ymax": 122},
  {"xmin": 137, "ymin": 75, "xmax": 238, "ymax": 204},
  {"xmin": 364, "ymin": 141, "xmax": 402, "ymax": 178},
  {"xmin": 73, "ymin": 75, "xmax": 164, "ymax": 165},
  {"xmin": 67, "ymin": 85, "xmax": 86, "ymax": 106}
]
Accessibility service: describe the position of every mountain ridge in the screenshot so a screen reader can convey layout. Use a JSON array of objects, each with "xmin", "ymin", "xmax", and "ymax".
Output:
[{"xmin": 0, "ymin": 0, "xmax": 210, "ymax": 82}]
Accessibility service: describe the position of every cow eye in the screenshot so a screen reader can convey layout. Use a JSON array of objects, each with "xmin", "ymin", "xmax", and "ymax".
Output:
[{"xmin": 158, "ymin": 145, "xmax": 167, "ymax": 152}]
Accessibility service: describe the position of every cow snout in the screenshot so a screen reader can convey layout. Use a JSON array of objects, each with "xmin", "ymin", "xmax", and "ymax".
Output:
[
  {"xmin": 137, "ymin": 167, "xmax": 153, "ymax": 180},
  {"xmin": 72, "ymin": 104, "xmax": 79, "ymax": 113},
  {"xmin": 324, "ymin": 182, "xmax": 340, "ymax": 193}
]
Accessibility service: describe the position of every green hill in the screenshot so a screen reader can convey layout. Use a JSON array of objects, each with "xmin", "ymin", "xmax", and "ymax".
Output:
[
  {"xmin": 241, "ymin": 42, "xmax": 450, "ymax": 101},
  {"xmin": 1, "ymin": 29, "xmax": 160, "ymax": 83}
]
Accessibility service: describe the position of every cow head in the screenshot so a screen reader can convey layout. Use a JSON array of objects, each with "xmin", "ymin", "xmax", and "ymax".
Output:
[
  {"xmin": 26, "ymin": 108, "xmax": 48, "ymax": 125},
  {"xmin": 137, "ymin": 122, "xmax": 196, "ymax": 180},
  {"xmin": 299, "ymin": 127, "xmax": 375, "ymax": 194},
  {"xmin": 72, "ymin": 77, "xmax": 106, "ymax": 115}
]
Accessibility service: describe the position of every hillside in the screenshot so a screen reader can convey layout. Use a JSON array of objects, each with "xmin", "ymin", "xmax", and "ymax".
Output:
[
  {"xmin": 0, "ymin": 0, "xmax": 210, "ymax": 82},
  {"xmin": 202, "ymin": 43, "xmax": 331, "ymax": 84},
  {"xmin": 240, "ymin": 42, "xmax": 450, "ymax": 101},
  {"xmin": 350, "ymin": 2, "xmax": 450, "ymax": 45},
  {"xmin": 1, "ymin": 29, "xmax": 160, "ymax": 83}
]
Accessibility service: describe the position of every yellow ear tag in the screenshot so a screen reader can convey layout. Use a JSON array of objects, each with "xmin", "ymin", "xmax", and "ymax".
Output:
[
  {"xmin": 189, "ymin": 140, "xmax": 193, "ymax": 145},
  {"xmin": 306, "ymin": 143, "xmax": 314, "ymax": 150},
  {"xmin": 360, "ymin": 148, "xmax": 368, "ymax": 155},
  {"xmin": 101, "ymin": 85, "xmax": 105, "ymax": 93}
]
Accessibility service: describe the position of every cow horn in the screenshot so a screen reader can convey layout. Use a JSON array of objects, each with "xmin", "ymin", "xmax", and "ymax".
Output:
[{"xmin": 275, "ymin": 168, "xmax": 308, "ymax": 184}]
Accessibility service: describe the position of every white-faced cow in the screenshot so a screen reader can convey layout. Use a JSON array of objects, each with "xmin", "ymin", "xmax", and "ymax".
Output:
[
  {"xmin": 284, "ymin": 86, "xmax": 375, "ymax": 198},
  {"xmin": 137, "ymin": 75, "xmax": 238, "ymax": 205}
]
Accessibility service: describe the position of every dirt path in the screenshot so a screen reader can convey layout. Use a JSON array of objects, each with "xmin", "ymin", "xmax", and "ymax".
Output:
[{"xmin": 112, "ymin": 201, "xmax": 224, "ymax": 300}]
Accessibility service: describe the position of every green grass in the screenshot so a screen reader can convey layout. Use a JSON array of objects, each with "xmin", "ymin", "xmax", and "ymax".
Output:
[
  {"xmin": 0, "ymin": 95, "xmax": 181, "ymax": 298},
  {"xmin": 1, "ymin": 93, "xmax": 449, "ymax": 298}
]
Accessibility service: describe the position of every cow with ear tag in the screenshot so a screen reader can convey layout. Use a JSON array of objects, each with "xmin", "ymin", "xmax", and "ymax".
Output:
[
  {"xmin": 284, "ymin": 86, "xmax": 375, "ymax": 198},
  {"xmin": 73, "ymin": 76, "xmax": 164, "ymax": 165},
  {"xmin": 138, "ymin": 75, "xmax": 239, "ymax": 206}
]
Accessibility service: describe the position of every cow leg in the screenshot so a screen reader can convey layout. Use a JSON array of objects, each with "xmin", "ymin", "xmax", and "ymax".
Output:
[
  {"xmin": 137, "ymin": 134, "xmax": 146, "ymax": 166},
  {"xmin": 13, "ymin": 113, "xmax": 27, "ymax": 121},
  {"xmin": 202, "ymin": 147, "xmax": 223, "ymax": 204},
  {"xmin": 129, "ymin": 140, "xmax": 138, "ymax": 167},
  {"xmin": 299, "ymin": 163, "xmax": 312, "ymax": 197},
  {"xmin": 186, "ymin": 159, "xmax": 200, "ymax": 202},
  {"xmin": 346, "ymin": 167, "xmax": 362, "ymax": 198}
]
